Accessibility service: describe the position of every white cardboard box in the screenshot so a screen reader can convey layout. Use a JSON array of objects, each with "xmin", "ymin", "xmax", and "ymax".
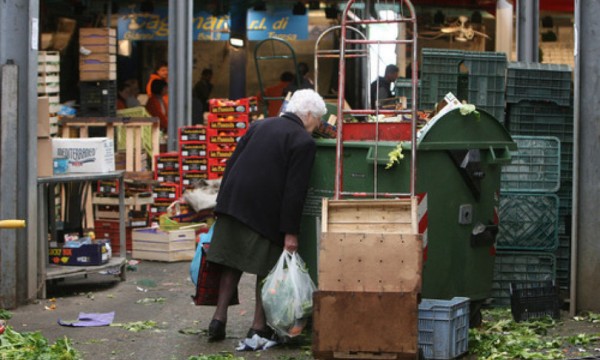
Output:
[{"xmin": 52, "ymin": 137, "xmax": 115, "ymax": 173}]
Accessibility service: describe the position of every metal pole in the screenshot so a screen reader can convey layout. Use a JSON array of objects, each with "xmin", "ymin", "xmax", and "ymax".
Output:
[
  {"xmin": 0, "ymin": 63, "xmax": 19, "ymax": 308},
  {"xmin": 516, "ymin": 0, "xmax": 539, "ymax": 62},
  {"xmin": 167, "ymin": 0, "xmax": 193, "ymax": 151},
  {"xmin": 0, "ymin": 0, "xmax": 39, "ymax": 306},
  {"xmin": 573, "ymin": 0, "xmax": 600, "ymax": 313}
]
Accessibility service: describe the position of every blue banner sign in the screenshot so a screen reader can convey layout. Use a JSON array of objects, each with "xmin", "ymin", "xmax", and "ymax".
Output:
[
  {"xmin": 118, "ymin": 7, "xmax": 230, "ymax": 41},
  {"xmin": 118, "ymin": 6, "xmax": 307, "ymax": 41},
  {"xmin": 247, "ymin": 9, "xmax": 308, "ymax": 40}
]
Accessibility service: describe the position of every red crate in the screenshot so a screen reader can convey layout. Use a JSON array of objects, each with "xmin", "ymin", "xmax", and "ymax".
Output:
[
  {"xmin": 207, "ymin": 113, "xmax": 249, "ymax": 130},
  {"xmin": 179, "ymin": 125, "xmax": 207, "ymax": 142},
  {"xmin": 154, "ymin": 152, "xmax": 180, "ymax": 171},
  {"xmin": 155, "ymin": 169, "xmax": 180, "ymax": 183},
  {"xmin": 208, "ymin": 149, "xmax": 235, "ymax": 159},
  {"xmin": 209, "ymin": 97, "xmax": 251, "ymax": 114},
  {"xmin": 208, "ymin": 157, "xmax": 228, "ymax": 173},
  {"xmin": 180, "ymin": 156, "xmax": 208, "ymax": 172},
  {"xmin": 181, "ymin": 171, "xmax": 209, "ymax": 189},
  {"xmin": 97, "ymin": 180, "xmax": 119, "ymax": 194},
  {"xmin": 208, "ymin": 172, "xmax": 224, "ymax": 180},
  {"xmin": 152, "ymin": 182, "xmax": 181, "ymax": 201},
  {"xmin": 94, "ymin": 219, "xmax": 137, "ymax": 256},
  {"xmin": 179, "ymin": 142, "xmax": 207, "ymax": 157},
  {"xmin": 206, "ymin": 142, "xmax": 237, "ymax": 152}
]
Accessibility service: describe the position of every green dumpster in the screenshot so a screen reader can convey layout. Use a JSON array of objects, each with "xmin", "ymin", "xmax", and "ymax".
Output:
[{"xmin": 299, "ymin": 108, "xmax": 516, "ymax": 320}]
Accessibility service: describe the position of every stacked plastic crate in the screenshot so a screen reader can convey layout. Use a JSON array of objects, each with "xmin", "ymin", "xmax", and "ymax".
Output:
[
  {"xmin": 420, "ymin": 48, "xmax": 507, "ymax": 123},
  {"xmin": 151, "ymin": 152, "xmax": 182, "ymax": 223},
  {"xmin": 505, "ymin": 62, "xmax": 573, "ymax": 291},
  {"xmin": 492, "ymin": 135, "xmax": 561, "ymax": 307},
  {"xmin": 206, "ymin": 99, "xmax": 251, "ymax": 179},
  {"xmin": 78, "ymin": 28, "xmax": 117, "ymax": 117}
]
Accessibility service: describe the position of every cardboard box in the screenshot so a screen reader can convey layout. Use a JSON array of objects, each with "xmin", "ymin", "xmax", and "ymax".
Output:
[
  {"xmin": 132, "ymin": 227, "xmax": 196, "ymax": 262},
  {"xmin": 79, "ymin": 70, "xmax": 117, "ymax": 81},
  {"xmin": 37, "ymin": 137, "xmax": 53, "ymax": 177},
  {"xmin": 38, "ymin": 96, "xmax": 50, "ymax": 138},
  {"xmin": 48, "ymin": 243, "xmax": 109, "ymax": 266},
  {"xmin": 52, "ymin": 138, "xmax": 115, "ymax": 173}
]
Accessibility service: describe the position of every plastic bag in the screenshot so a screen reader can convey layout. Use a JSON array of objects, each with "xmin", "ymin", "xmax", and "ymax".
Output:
[
  {"xmin": 189, "ymin": 224, "xmax": 214, "ymax": 286},
  {"xmin": 261, "ymin": 251, "xmax": 316, "ymax": 338}
]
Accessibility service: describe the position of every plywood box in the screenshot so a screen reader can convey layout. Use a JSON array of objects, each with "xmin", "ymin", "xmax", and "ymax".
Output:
[
  {"xmin": 132, "ymin": 227, "xmax": 196, "ymax": 262},
  {"xmin": 80, "ymin": 70, "xmax": 117, "ymax": 81},
  {"xmin": 313, "ymin": 291, "xmax": 419, "ymax": 358},
  {"xmin": 80, "ymin": 54, "xmax": 116, "ymax": 65},
  {"xmin": 80, "ymin": 28, "xmax": 117, "ymax": 38}
]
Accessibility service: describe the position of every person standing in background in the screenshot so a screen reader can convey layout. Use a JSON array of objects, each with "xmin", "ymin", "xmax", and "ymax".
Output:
[
  {"xmin": 146, "ymin": 61, "xmax": 169, "ymax": 107},
  {"xmin": 193, "ymin": 68, "xmax": 214, "ymax": 115},
  {"xmin": 283, "ymin": 62, "xmax": 314, "ymax": 96},
  {"xmin": 124, "ymin": 78, "xmax": 142, "ymax": 108},
  {"xmin": 370, "ymin": 64, "xmax": 399, "ymax": 109},
  {"xmin": 258, "ymin": 71, "xmax": 294, "ymax": 117},
  {"xmin": 145, "ymin": 79, "xmax": 169, "ymax": 132}
]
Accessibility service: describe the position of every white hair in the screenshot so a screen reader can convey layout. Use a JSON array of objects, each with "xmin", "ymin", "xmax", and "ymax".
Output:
[{"xmin": 285, "ymin": 89, "xmax": 327, "ymax": 120}]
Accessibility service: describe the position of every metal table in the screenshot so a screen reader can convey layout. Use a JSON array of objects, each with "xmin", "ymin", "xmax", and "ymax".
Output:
[{"xmin": 37, "ymin": 171, "xmax": 127, "ymax": 298}]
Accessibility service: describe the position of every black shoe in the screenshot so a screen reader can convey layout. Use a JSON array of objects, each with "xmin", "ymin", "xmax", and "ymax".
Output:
[
  {"xmin": 246, "ymin": 326, "xmax": 275, "ymax": 340},
  {"xmin": 208, "ymin": 319, "xmax": 226, "ymax": 342}
]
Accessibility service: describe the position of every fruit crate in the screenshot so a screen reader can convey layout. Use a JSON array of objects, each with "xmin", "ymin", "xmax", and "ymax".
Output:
[
  {"xmin": 418, "ymin": 297, "xmax": 470, "ymax": 360},
  {"xmin": 497, "ymin": 193, "xmax": 559, "ymax": 251},
  {"xmin": 79, "ymin": 80, "xmax": 116, "ymax": 117},
  {"xmin": 509, "ymin": 281, "xmax": 561, "ymax": 322},
  {"xmin": 501, "ymin": 136, "xmax": 561, "ymax": 193},
  {"xmin": 506, "ymin": 62, "xmax": 572, "ymax": 106},
  {"xmin": 492, "ymin": 251, "xmax": 556, "ymax": 306}
]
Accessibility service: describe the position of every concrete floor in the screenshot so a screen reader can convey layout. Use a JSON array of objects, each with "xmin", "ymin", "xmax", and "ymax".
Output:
[{"xmin": 8, "ymin": 260, "xmax": 312, "ymax": 360}]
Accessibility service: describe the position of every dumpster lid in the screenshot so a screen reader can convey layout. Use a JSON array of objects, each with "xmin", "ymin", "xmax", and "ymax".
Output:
[{"xmin": 417, "ymin": 107, "xmax": 516, "ymax": 151}]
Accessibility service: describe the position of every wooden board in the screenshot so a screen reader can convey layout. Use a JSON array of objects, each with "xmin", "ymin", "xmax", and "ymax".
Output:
[
  {"xmin": 322, "ymin": 198, "xmax": 417, "ymax": 235},
  {"xmin": 313, "ymin": 291, "xmax": 419, "ymax": 356},
  {"xmin": 79, "ymin": 70, "xmax": 117, "ymax": 81},
  {"xmin": 319, "ymin": 232, "xmax": 422, "ymax": 293},
  {"xmin": 79, "ymin": 62, "xmax": 117, "ymax": 72},
  {"xmin": 132, "ymin": 239, "xmax": 194, "ymax": 252}
]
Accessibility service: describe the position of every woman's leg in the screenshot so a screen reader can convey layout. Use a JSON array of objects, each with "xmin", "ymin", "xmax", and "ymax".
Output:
[
  {"xmin": 251, "ymin": 275, "xmax": 267, "ymax": 330},
  {"xmin": 212, "ymin": 265, "xmax": 242, "ymax": 323}
]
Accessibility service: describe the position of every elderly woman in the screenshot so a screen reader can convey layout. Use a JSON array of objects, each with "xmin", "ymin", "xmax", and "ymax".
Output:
[{"xmin": 206, "ymin": 89, "xmax": 327, "ymax": 342}]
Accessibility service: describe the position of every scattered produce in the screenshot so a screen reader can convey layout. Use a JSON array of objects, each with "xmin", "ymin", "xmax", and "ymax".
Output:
[{"xmin": 0, "ymin": 326, "xmax": 80, "ymax": 359}]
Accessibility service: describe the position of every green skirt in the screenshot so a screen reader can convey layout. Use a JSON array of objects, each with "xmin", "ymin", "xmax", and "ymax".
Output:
[{"xmin": 206, "ymin": 214, "xmax": 282, "ymax": 277}]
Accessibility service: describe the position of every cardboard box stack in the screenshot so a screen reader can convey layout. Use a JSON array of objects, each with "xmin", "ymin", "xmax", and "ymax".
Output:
[
  {"xmin": 78, "ymin": 28, "xmax": 117, "ymax": 117},
  {"xmin": 207, "ymin": 98, "xmax": 251, "ymax": 179},
  {"xmin": 37, "ymin": 96, "xmax": 54, "ymax": 177}
]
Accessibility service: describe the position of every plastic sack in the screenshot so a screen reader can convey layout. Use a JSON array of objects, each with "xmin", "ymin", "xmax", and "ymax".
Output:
[
  {"xmin": 261, "ymin": 251, "xmax": 316, "ymax": 338},
  {"xmin": 189, "ymin": 224, "xmax": 214, "ymax": 286}
]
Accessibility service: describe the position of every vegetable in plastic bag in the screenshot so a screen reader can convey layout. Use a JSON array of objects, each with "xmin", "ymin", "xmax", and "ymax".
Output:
[{"xmin": 261, "ymin": 251, "xmax": 316, "ymax": 338}]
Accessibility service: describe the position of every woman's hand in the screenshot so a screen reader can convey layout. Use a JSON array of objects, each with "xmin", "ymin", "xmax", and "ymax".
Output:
[{"xmin": 284, "ymin": 233, "xmax": 298, "ymax": 253}]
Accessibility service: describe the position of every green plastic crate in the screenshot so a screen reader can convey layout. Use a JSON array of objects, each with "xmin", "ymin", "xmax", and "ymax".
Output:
[
  {"xmin": 501, "ymin": 136, "xmax": 561, "ymax": 193},
  {"xmin": 497, "ymin": 193, "xmax": 559, "ymax": 251},
  {"xmin": 507, "ymin": 101, "xmax": 573, "ymax": 142},
  {"xmin": 492, "ymin": 251, "xmax": 556, "ymax": 306},
  {"xmin": 506, "ymin": 62, "xmax": 572, "ymax": 106}
]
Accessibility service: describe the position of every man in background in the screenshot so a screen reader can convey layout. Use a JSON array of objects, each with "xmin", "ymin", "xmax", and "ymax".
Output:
[{"xmin": 370, "ymin": 64, "xmax": 399, "ymax": 109}]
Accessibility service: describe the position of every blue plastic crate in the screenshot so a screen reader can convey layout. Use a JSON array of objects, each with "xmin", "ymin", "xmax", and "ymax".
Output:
[
  {"xmin": 418, "ymin": 297, "xmax": 470, "ymax": 360},
  {"xmin": 501, "ymin": 136, "xmax": 561, "ymax": 193},
  {"xmin": 492, "ymin": 251, "xmax": 556, "ymax": 306},
  {"xmin": 497, "ymin": 193, "xmax": 559, "ymax": 251},
  {"xmin": 506, "ymin": 62, "xmax": 572, "ymax": 106}
]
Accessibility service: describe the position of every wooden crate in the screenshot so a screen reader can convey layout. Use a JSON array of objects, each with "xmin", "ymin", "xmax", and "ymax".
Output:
[
  {"xmin": 322, "ymin": 198, "xmax": 417, "ymax": 235},
  {"xmin": 319, "ymin": 232, "xmax": 422, "ymax": 293},
  {"xmin": 313, "ymin": 291, "xmax": 419, "ymax": 359},
  {"xmin": 131, "ymin": 227, "xmax": 197, "ymax": 262}
]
